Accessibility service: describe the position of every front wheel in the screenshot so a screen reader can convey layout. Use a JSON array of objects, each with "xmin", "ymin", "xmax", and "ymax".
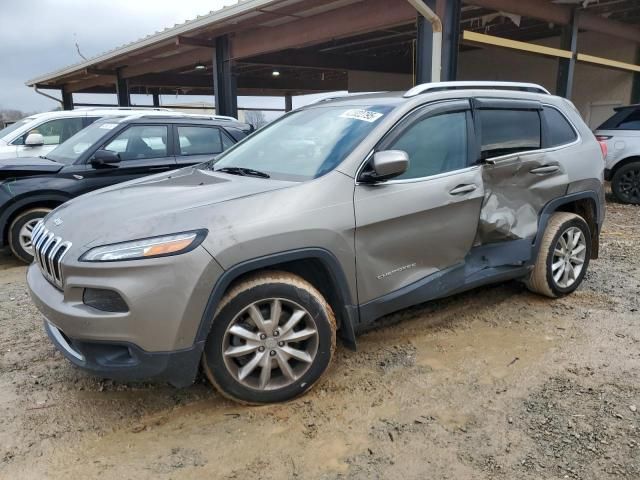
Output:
[
  {"xmin": 526, "ymin": 212, "xmax": 591, "ymax": 298},
  {"xmin": 8, "ymin": 208, "xmax": 51, "ymax": 263},
  {"xmin": 611, "ymin": 161, "xmax": 640, "ymax": 204},
  {"xmin": 202, "ymin": 272, "xmax": 336, "ymax": 404}
]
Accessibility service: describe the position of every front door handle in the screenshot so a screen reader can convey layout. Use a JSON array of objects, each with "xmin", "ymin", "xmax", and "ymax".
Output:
[
  {"xmin": 449, "ymin": 184, "xmax": 478, "ymax": 195},
  {"xmin": 530, "ymin": 165, "xmax": 560, "ymax": 175}
]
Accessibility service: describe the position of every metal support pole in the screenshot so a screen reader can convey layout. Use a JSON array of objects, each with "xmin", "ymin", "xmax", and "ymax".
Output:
[
  {"xmin": 556, "ymin": 8, "xmax": 579, "ymax": 99},
  {"xmin": 441, "ymin": 0, "xmax": 461, "ymax": 81},
  {"xmin": 415, "ymin": 0, "xmax": 460, "ymax": 84},
  {"xmin": 152, "ymin": 90, "xmax": 161, "ymax": 108},
  {"xmin": 285, "ymin": 93, "xmax": 293, "ymax": 112},
  {"xmin": 416, "ymin": 14, "xmax": 433, "ymax": 84},
  {"xmin": 61, "ymin": 89, "xmax": 74, "ymax": 110},
  {"xmin": 214, "ymin": 35, "xmax": 238, "ymax": 118},
  {"xmin": 116, "ymin": 69, "xmax": 131, "ymax": 107},
  {"xmin": 632, "ymin": 46, "xmax": 640, "ymax": 104}
]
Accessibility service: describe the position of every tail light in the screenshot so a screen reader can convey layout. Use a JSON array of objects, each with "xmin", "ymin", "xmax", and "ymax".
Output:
[{"xmin": 595, "ymin": 135, "xmax": 610, "ymax": 160}]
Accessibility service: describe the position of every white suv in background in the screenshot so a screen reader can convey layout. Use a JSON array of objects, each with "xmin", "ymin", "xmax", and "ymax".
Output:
[
  {"xmin": 0, "ymin": 108, "xmax": 173, "ymax": 160},
  {"xmin": 595, "ymin": 104, "xmax": 640, "ymax": 204}
]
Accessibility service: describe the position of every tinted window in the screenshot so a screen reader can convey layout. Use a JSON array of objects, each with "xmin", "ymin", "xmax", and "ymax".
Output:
[
  {"xmin": 178, "ymin": 126, "xmax": 230, "ymax": 156},
  {"xmin": 13, "ymin": 118, "xmax": 85, "ymax": 146},
  {"xmin": 104, "ymin": 125, "xmax": 168, "ymax": 161},
  {"xmin": 389, "ymin": 111, "xmax": 468, "ymax": 180},
  {"xmin": 598, "ymin": 108, "xmax": 640, "ymax": 130},
  {"xmin": 479, "ymin": 109, "xmax": 541, "ymax": 159},
  {"xmin": 543, "ymin": 106, "xmax": 577, "ymax": 147},
  {"xmin": 618, "ymin": 110, "xmax": 640, "ymax": 130}
]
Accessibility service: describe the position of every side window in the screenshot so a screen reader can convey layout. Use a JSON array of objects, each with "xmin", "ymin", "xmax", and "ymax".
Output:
[
  {"xmin": 617, "ymin": 110, "xmax": 640, "ymax": 130},
  {"xmin": 543, "ymin": 106, "xmax": 577, "ymax": 147},
  {"xmin": 388, "ymin": 111, "xmax": 468, "ymax": 180},
  {"xmin": 104, "ymin": 125, "xmax": 168, "ymax": 161},
  {"xmin": 13, "ymin": 118, "xmax": 85, "ymax": 146},
  {"xmin": 478, "ymin": 109, "xmax": 541, "ymax": 160},
  {"xmin": 177, "ymin": 126, "xmax": 228, "ymax": 156}
]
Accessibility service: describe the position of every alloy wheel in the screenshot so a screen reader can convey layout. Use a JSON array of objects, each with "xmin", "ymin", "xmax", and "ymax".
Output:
[
  {"xmin": 18, "ymin": 218, "xmax": 42, "ymax": 257},
  {"xmin": 617, "ymin": 167, "xmax": 640, "ymax": 203},
  {"xmin": 222, "ymin": 298, "xmax": 319, "ymax": 391},
  {"xmin": 551, "ymin": 226, "xmax": 587, "ymax": 289}
]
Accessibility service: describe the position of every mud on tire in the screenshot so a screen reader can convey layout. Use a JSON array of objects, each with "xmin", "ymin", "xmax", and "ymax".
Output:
[
  {"xmin": 202, "ymin": 271, "xmax": 336, "ymax": 404},
  {"xmin": 526, "ymin": 212, "xmax": 591, "ymax": 298}
]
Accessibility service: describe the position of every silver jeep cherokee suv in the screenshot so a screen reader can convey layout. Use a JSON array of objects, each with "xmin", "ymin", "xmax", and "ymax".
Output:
[{"xmin": 28, "ymin": 82, "xmax": 605, "ymax": 404}]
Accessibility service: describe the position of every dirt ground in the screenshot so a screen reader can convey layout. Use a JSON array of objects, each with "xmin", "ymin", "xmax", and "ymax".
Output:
[{"xmin": 1, "ymin": 196, "xmax": 639, "ymax": 480}]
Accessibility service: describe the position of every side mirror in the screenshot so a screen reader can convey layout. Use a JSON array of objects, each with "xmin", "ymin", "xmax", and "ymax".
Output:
[
  {"xmin": 25, "ymin": 133, "xmax": 44, "ymax": 147},
  {"xmin": 91, "ymin": 150, "xmax": 121, "ymax": 167},
  {"xmin": 359, "ymin": 150, "xmax": 409, "ymax": 183}
]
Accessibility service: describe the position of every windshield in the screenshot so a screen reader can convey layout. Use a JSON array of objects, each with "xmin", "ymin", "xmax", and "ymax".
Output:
[
  {"xmin": 0, "ymin": 118, "xmax": 33, "ymax": 140},
  {"xmin": 46, "ymin": 119, "xmax": 122, "ymax": 164},
  {"xmin": 209, "ymin": 105, "xmax": 394, "ymax": 181}
]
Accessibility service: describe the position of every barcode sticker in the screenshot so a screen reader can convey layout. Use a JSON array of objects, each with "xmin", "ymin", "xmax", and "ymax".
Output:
[{"xmin": 339, "ymin": 109, "xmax": 384, "ymax": 123}]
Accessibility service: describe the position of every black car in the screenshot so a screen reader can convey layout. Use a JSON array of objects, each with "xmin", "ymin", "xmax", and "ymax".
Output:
[{"xmin": 0, "ymin": 114, "xmax": 252, "ymax": 262}]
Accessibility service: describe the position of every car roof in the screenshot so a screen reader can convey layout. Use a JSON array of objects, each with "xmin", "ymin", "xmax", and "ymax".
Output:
[
  {"xmin": 98, "ymin": 113, "xmax": 250, "ymax": 129},
  {"xmin": 303, "ymin": 81, "xmax": 555, "ymax": 110},
  {"xmin": 614, "ymin": 104, "xmax": 640, "ymax": 112}
]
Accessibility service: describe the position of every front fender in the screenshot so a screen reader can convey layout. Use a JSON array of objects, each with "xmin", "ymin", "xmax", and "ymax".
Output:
[{"xmin": 195, "ymin": 248, "xmax": 359, "ymax": 349}]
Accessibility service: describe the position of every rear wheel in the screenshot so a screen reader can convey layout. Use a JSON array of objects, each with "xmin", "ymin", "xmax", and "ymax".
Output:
[
  {"xmin": 526, "ymin": 212, "xmax": 591, "ymax": 298},
  {"xmin": 611, "ymin": 161, "xmax": 640, "ymax": 204},
  {"xmin": 202, "ymin": 271, "xmax": 336, "ymax": 404},
  {"xmin": 8, "ymin": 208, "xmax": 51, "ymax": 263}
]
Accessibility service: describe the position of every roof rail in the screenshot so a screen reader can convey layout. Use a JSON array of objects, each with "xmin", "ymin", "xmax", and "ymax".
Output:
[
  {"xmin": 404, "ymin": 81, "xmax": 550, "ymax": 98},
  {"xmin": 77, "ymin": 106, "xmax": 173, "ymax": 111}
]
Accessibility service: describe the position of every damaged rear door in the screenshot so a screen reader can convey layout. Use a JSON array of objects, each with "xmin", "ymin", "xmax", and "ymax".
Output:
[
  {"xmin": 354, "ymin": 100, "xmax": 483, "ymax": 304},
  {"xmin": 473, "ymin": 99, "xmax": 569, "ymax": 244}
]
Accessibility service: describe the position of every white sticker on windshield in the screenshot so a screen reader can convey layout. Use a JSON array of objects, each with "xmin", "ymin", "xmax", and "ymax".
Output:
[
  {"xmin": 339, "ymin": 109, "xmax": 384, "ymax": 123},
  {"xmin": 99, "ymin": 123, "xmax": 118, "ymax": 130}
]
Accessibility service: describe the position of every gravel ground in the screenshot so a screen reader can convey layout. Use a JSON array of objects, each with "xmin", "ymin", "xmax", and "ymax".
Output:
[{"xmin": 0, "ymin": 196, "xmax": 638, "ymax": 479}]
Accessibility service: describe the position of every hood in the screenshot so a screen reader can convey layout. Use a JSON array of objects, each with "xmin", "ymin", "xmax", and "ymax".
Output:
[
  {"xmin": 0, "ymin": 156, "xmax": 63, "ymax": 180},
  {"xmin": 47, "ymin": 166, "xmax": 296, "ymax": 250}
]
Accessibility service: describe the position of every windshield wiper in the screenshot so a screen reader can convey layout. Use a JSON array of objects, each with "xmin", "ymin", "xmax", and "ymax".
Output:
[{"xmin": 216, "ymin": 167, "xmax": 270, "ymax": 179}]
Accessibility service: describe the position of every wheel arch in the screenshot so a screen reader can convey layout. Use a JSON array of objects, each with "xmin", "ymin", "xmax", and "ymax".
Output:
[
  {"xmin": 534, "ymin": 191, "xmax": 601, "ymax": 260},
  {"xmin": 607, "ymin": 155, "xmax": 640, "ymax": 181},
  {"xmin": 1, "ymin": 194, "xmax": 70, "ymax": 246},
  {"xmin": 196, "ymin": 248, "xmax": 359, "ymax": 350}
]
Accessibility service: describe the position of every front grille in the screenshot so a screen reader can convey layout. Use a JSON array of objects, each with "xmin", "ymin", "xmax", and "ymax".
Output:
[{"xmin": 31, "ymin": 221, "xmax": 72, "ymax": 289}]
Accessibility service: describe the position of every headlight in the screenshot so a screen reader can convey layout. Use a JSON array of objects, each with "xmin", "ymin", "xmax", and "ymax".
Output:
[{"xmin": 80, "ymin": 230, "xmax": 207, "ymax": 262}]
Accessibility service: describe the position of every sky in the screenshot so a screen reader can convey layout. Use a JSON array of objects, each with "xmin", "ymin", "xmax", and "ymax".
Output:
[{"xmin": 0, "ymin": 0, "xmax": 290, "ymax": 114}]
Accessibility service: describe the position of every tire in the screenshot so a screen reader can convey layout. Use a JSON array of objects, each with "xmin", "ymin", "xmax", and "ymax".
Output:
[
  {"xmin": 202, "ymin": 271, "xmax": 336, "ymax": 404},
  {"xmin": 526, "ymin": 212, "xmax": 591, "ymax": 298},
  {"xmin": 8, "ymin": 208, "xmax": 51, "ymax": 264},
  {"xmin": 611, "ymin": 161, "xmax": 640, "ymax": 204}
]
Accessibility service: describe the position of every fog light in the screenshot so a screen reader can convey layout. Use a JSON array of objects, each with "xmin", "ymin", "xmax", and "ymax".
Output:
[{"xmin": 83, "ymin": 288, "xmax": 129, "ymax": 313}]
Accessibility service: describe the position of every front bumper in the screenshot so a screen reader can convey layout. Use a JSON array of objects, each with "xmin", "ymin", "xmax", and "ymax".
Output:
[
  {"xmin": 27, "ymin": 246, "xmax": 225, "ymax": 385},
  {"xmin": 44, "ymin": 320, "xmax": 202, "ymax": 387}
]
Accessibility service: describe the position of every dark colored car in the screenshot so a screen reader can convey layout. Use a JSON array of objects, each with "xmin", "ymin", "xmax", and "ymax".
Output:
[{"xmin": 0, "ymin": 113, "xmax": 251, "ymax": 262}]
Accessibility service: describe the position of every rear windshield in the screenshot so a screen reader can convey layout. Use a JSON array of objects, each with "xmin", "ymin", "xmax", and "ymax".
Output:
[{"xmin": 598, "ymin": 108, "xmax": 640, "ymax": 130}]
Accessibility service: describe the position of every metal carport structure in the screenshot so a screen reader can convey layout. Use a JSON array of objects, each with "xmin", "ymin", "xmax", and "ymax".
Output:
[{"xmin": 26, "ymin": 0, "xmax": 640, "ymax": 119}]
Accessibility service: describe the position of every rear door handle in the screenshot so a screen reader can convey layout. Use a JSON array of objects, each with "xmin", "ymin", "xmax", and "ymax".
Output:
[
  {"xmin": 530, "ymin": 165, "xmax": 560, "ymax": 175},
  {"xmin": 449, "ymin": 184, "xmax": 478, "ymax": 195}
]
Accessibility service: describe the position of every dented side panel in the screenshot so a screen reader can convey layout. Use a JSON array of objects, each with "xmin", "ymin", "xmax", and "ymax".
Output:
[
  {"xmin": 477, "ymin": 151, "xmax": 568, "ymax": 244},
  {"xmin": 354, "ymin": 167, "xmax": 483, "ymax": 304}
]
